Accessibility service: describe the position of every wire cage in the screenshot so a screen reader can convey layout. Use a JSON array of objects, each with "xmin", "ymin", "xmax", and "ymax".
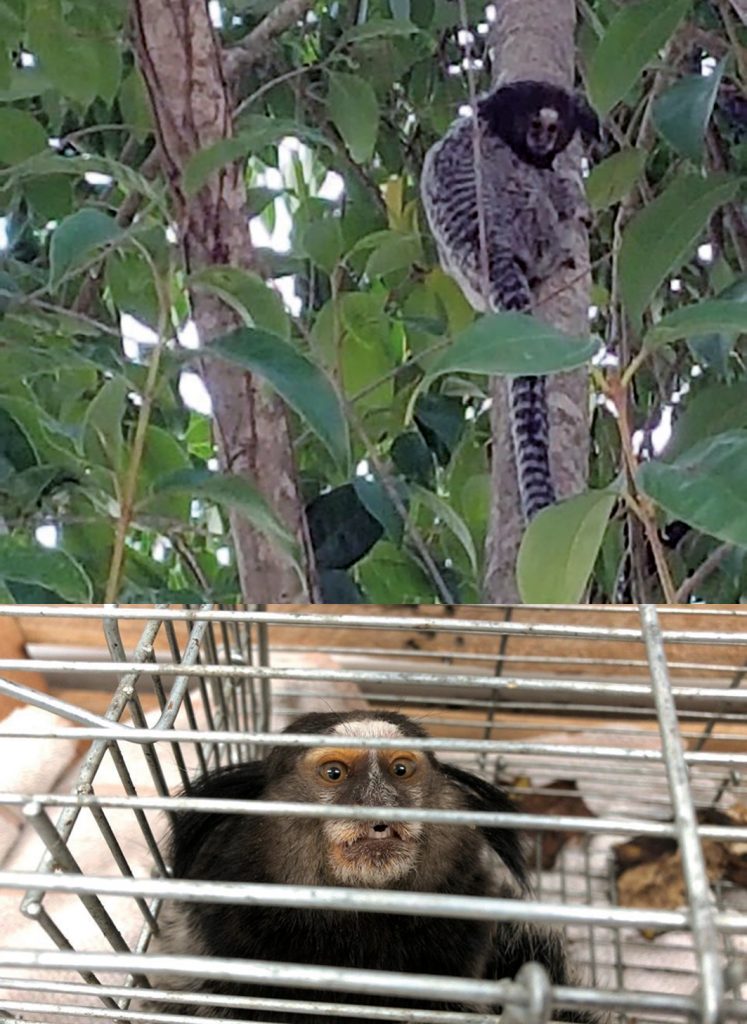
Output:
[{"xmin": 0, "ymin": 605, "xmax": 746, "ymax": 1024}]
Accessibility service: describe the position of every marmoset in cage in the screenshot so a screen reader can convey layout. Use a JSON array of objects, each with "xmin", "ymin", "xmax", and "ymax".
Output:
[{"xmin": 144, "ymin": 710, "xmax": 602, "ymax": 1022}]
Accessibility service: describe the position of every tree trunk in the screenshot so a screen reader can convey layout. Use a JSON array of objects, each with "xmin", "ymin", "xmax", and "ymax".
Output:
[
  {"xmin": 131, "ymin": 0, "xmax": 316, "ymax": 602},
  {"xmin": 483, "ymin": 0, "xmax": 592, "ymax": 603}
]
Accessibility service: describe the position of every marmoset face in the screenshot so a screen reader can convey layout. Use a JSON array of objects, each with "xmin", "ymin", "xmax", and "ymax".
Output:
[
  {"xmin": 305, "ymin": 718, "xmax": 433, "ymax": 886},
  {"xmin": 525, "ymin": 105, "xmax": 561, "ymax": 159},
  {"xmin": 267, "ymin": 716, "xmax": 439, "ymax": 887}
]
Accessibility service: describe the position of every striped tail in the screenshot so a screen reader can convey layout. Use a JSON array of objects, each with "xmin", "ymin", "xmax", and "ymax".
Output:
[
  {"xmin": 509, "ymin": 374, "xmax": 555, "ymax": 521},
  {"xmin": 488, "ymin": 262, "xmax": 555, "ymax": 523}
]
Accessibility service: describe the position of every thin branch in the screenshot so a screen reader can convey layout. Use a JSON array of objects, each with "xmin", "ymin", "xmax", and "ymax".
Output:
[
  {"xmin": 458, "ymin": 0, "xmax": 491, "ymax": 308},
  {"xmin": 73, "ymin": 146, "xmax": 162, "ymax": 315},
  {"xmin": 715, "ymin": 0, "xmax": 747, "ymax": 83},
  {"xmin": 609, "ymin": 376, "xmax": 677, "ymax": 603},
  {"xmin": 222, "ymin": 0, "xmax": 316, "ymax": 81},
  {"xmin": 350, "ymin": 405, "xmax": 457, "ymax": 604},
  {"xmin": 675, "ymin": 543, "xmax": 734, "ymax": 603},
  {"xmin": 729, "ymin": 0, "xmax": 747, "ymax": 25},
  {"xmin": 104, "ymin": 271, "xmax": 169, "ymax": 602},
  {"xmin": 233, "ymin": 65, "xmax": 312, "ymax": 121},
  {"xmin": 172, "ymin": 534, "xmax": 211, "ymax": 591}
]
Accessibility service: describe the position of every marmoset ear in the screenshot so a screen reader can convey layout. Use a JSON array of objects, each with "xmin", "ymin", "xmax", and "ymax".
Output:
[{"xmin": 574, "ymin": 95, "xmax": 601, "ymax": 141}]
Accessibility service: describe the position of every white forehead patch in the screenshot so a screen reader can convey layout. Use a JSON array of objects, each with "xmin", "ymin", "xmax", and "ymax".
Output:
[{"xmin": 331, "ymin": 718, "xmax": 403, "ymax": 739}]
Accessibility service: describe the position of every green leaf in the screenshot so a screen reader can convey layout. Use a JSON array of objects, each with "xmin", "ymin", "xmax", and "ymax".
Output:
[
  {"xmin": 307, "ymin": 484, "xmax": 383, "ymax": 569},
  {"xmin": 0, "ymin": 1, "xmax": 22, "ymax": 33},
  {"xmin": 207, "ymin": 327, "xmax": 350, "ymax": 466},
  {"xmin": 184, "ymin": 121, "xmax": 333, "ymax": 195},
  {"xmin": 342, "ymin": 18, "xmax": 422, "ymax": 44},
  {"xmin": 137, "ymin": 424, "xmax": 191, "ymax": 493},
  {"xmin": 687, "ymin": 278, "xmax": 747, "ymax": 372},
  {"xmin": 652, "ymin": 59, "xmax": 725, "ymax": 165},
  {"xmin": 185, "ymin": 414, "xmax": 213, "ymax": 460},
  {"xmin": 389, "ymin": 0, "xmax": 411, "ymax": 18},
  {"xmin": 49, "ymin": 209, "xmax": 122, "ymax": 290},
  {"xmin": 319, "ymin": 569, "xmax": 364, "ymax": 603},
  {"xmin": 587, "ymin": 0, "xmax": 690, "ymax": 115},
  {"xmin": 354, "ymin": 475, "xmax": 407, "ymax": 545},
  {"xmin": 106, "ymin": 250, "xmax": 160, "ymax": 328},
  {"xmin": 0, "ymin": 109, "xmax": 48, "ymax": 164},
  {"xmin": 82, "ymin": 376, "xmax": 127, "ymax": 473},
  {"xmin": 0, "ymin": 396, "xmax": 79, "ymax": 469},
  {"xmin": 644, "ymin": 300, "xmax": 747, "ymax": 349},
  {"xmin": 391, "ymin": 432, "xmax": 436, "ymax": 487},
  {"xmin": 0, "ymin": 271, "xmax": 21, "ymax": 317},
  {"xmin": 638, "ymin": 431, "xmax": 747, "ymax": 547},
  {"xmin": 356, "ymin": 540, "xmax": 431, "ymax": 603},
  {"xmin": 365, "ymin": 233, "xmax": 421, "ymax": 277},
  {"xmin": 118, "ymin": 68, "xmax": 153, "ymax": 141},
  {"xmin": 0, "ymin": 405, "xmax": 37, "ymax": 472},
  {"xmin": 327, "ymin": 72, "xmax": 379, "ymax": 164},
  {"xmin": 414, "ymin": 393, "xmax": 465, "ymax": 465},
  {"xmin": 24, "ymin": 175, "xmax": 75, "ymax": 222},
  {"xmin": 426, "ymin": 268, "xmax": 475, "ymax": 333},
  {"xmin": 336, "ymin": 292, "xmax": 397, "ymax": 411},
  {"xmin": 0, "ymin": 536, "xmax": 93, "ymax": 603},
  {"xmin": 425, "ymin": 312, "xmax": 599, "ymax": 380},
  {"xmin": 517, "ymin": 491, "xmax": 617, "ymax": 603},
  {"xmin": 191, "ymin": 266, "xmax": 290, "ymax": 339},
  {"xmin": 618, "ymin": 173, "xmax": 741, "ymax": 324},
  {"xmin": 301, "ymin": 218, "xmax": 344, "ymax": 274},
  {"xmin": 0, "ymin": 67, "xmax": 51, "ymax": 101},
  {"xmin": 665, "ymin": 383, "xmax": 747, "ymax": 461},
  {"xmin": 183, "ymin": 137, "xmax": 249, "ymax": 196},
  {"xmin": 153, "ymin": 467, "xmax": 301, "ymax": 563},
  {"xmin": 413, "ymin": 483, "xmax": 477, "ymax": 572},
  {"xmin": 92, "ymin": 33, "xmax": 122, "ymax": 105},
  {"xmin": 585, "ymin": 149, "xmax": 646, "ymax": 211},
  {"xmin": 27, "ymin": 2, "xmax": 101, "ymax": 106}
]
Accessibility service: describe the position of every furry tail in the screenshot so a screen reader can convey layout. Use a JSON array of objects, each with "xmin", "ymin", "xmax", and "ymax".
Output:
[
  {"xmin": 509, "ymin": 374, "xmax": 555, "ymax": 521},
  {"xmin": 487, "ymin": 258, "xmax": 555, "ymax": 523}
]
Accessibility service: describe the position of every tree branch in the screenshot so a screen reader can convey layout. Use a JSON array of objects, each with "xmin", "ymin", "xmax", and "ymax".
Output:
[
  {"xmin": 131, "ymin": 0, "xmax": 316, "ymax": 602},
  {"xmin": 483, "ymin": 0, "xmax": 592, "ymax": 603},
  {"xmin": 675, "ymin": 543, "xmax": 734, "ymax": 603},
  {"xmin": 222, "ymin": 0, "xmax": 316, "ymax": 81}
]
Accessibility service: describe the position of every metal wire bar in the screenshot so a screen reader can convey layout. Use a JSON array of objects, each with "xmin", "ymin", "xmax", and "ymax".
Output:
[
  {"xmin": 6, "ymin": 604, "xmax": 747, "ymax": 646},
  {"xmin": 3, "ymin": 605, "xmax": 747, "ymax": 1024},
  {"xmin": 4, "ymin": 952, "xmax": 741, "ymax": 1021},
  {"xmin": 640, "ymin": 605, "xmax": 724, "ymax": 1024},
  {"xmin": 3, "ymin": 791, "xmax": 746, "ymax": 843},
  {"xmin": 0, "ymin": 978, "xmax": 532, "ymax": 1024},
  {"xmin": 4, "ymin": 726, "xmax": 747, "ymax": 776},
  {"xmin": 18, "ymin": 617, "xmax": 164, "ymax": 916},
  {"xmin": 6, "ymin": 660, "xmax": 747, "ymax": 711},
  {"xmin": 0, "ymin": 868, "xmax": 727, "ymax": 932},
  {"xmin": 0, "ymin": 950, "xmax": 531, "ymax": 1008}
]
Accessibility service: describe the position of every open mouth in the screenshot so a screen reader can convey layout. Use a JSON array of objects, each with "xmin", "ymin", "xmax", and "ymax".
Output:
[{"xmin": 337, "ymin": 823, "xmax": 409, "ymax": 862}]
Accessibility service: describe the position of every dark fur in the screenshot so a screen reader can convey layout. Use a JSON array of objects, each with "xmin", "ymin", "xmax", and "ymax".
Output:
[
  {"xmin": 478, "ymin": 80, "xmax": 600, "ymax": 169},
  {"xmin": 421, "ymin": 79, "xmax": 600, "ymax": 522},
  {"xmin": 143, "ymin": 712, "xmax": 602, "ymax": 1022}
]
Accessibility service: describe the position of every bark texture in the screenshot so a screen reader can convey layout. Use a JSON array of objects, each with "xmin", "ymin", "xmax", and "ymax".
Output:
[
  {"xmin": 483, "ymin": 0, "xmax": 591, "ymax": 603},
  {"xmin": 131, "ymin": 0, "xmax": 315, "ymax": 602}
]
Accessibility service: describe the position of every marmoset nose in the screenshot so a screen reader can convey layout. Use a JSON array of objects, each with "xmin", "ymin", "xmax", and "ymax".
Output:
[{"xmin": 371, "ymin": 822, "xmax": 390, "ymax": 835}]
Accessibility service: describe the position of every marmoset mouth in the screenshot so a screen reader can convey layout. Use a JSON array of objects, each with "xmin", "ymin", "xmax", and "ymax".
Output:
[{"xmin": 336, "ymin": 823, "xmax": 411, "ymax": 861}]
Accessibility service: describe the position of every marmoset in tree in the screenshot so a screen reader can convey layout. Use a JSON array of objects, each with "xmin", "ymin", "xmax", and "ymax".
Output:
[
  {"xmin": 420, "ymin": 80, "xmax": 600, "ymax": 521},
  {"xmin": 144, "ymin": 711, "xmax": 603, "ymax": 1022}
]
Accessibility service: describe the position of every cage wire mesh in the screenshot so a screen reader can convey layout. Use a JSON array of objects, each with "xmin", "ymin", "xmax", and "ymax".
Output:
[{"xmin": 0, "ymin": 605, "xmax": 745, "ymax": 1024}]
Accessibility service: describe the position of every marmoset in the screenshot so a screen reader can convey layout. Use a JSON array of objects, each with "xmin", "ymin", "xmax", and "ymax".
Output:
[
  {"xmin": 420, "ymin": 80, "xmax": 599, "ymax": 521},
  {"xmin": 144, "ymin": 711, "xmax": 602, "ymax": 1022}
]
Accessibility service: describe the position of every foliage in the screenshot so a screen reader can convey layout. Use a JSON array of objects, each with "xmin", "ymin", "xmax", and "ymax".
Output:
[{"xmin": 0, "ymin": 0, "xmax": 745, "ymax": 602}]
